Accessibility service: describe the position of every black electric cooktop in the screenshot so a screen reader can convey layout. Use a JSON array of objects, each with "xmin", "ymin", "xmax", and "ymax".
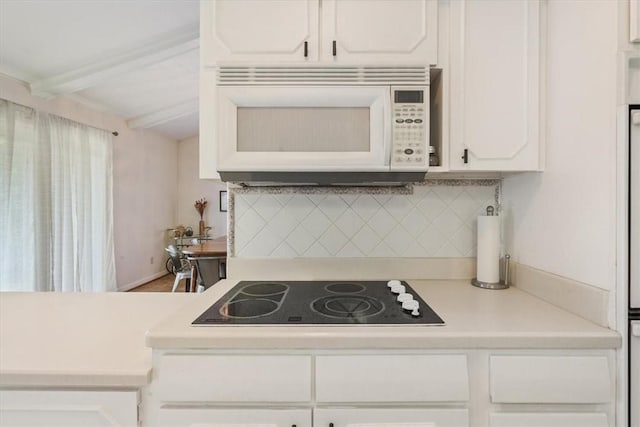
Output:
[{"xmin": 192, "ymin": 280, "xmax": 444, "ymax": 326}]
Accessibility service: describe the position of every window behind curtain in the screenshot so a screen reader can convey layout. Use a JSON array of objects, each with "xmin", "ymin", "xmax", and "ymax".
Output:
[{"xmin": 0, "ymin": 99, "xmax": 116, "ymax": 292}]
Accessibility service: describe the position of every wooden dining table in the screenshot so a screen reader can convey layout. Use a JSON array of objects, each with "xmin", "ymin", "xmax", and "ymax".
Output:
[{"xmin": 181, "ymin": 236, "xmax": 227, "ymax": 292}]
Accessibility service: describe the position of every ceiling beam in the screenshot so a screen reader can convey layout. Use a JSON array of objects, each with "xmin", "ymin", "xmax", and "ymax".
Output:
[
  {"xmin": 126, "ymin": 98, "xmax": 198, "ymax": 129},
  {"xmin": 30, "ymin": 26, "xmax": 199, "ymax": 98}
]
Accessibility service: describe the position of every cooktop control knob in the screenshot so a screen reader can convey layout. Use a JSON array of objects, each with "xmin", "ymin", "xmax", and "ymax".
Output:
[
  {"xmin": 397, "ymin": 293, "xmax": 413, "ymax": 303},
  {"xmin": 387, "ymin": 279, "xmax": 401, "ymax": 289},
  {"xmin": 402, "ymin": 300, "xmax": 420, "ymax": 317},
  {"xmin": 390, "ymin": 284, "xmax": 405, "ymax": 294}
]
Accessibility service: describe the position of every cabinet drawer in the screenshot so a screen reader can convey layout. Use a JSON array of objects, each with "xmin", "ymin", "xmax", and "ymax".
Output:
[
  {"xmin": 315, "ymin": 354, "xmax": 468, "ymax": 403},
  {"xmin": 315, "ymin": 408, "xmax": 469, "ymax": 427},
  {"xmin": 489, "ymin": 355, "xmax": 611, "ymax": 403},
  {"xmin": 490, "ymin": 412, "xmax": 609, "ymax": 427},
  {"xmin": 156, "ymin": 354, "xmax": 312, "ymax": 402},
  {"xmin": 152, "ymin": 408, "xmax": 312, "ymax": 427}
]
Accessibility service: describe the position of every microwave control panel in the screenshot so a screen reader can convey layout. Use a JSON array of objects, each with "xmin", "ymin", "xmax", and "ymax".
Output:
[{"xmin": 391, "ymin": 86, "xmax": 428, "ymax": 170}]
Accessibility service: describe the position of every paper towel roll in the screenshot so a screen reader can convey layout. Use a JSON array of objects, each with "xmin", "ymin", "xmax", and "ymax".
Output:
[{"xmin": 477, "ymin": 215, "xmax": 500, "ymax": 283}]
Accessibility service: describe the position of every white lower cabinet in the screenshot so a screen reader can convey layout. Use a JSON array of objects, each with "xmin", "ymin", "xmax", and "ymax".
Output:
[
  {"xmin": 143, "ymin": 350, "xmax": 615, "ymax": 427},
  {"xmin": 0, "ymin": 390, "xmax": 138, "ymax": 427},
  {"xmin": 314, "ymin": 408, "xmax": 469, "ymax": 427}
]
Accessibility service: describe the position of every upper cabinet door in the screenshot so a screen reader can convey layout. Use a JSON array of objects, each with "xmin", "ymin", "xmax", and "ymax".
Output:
[
  {"xmin": 631, "ymin": 0, "xmax": 640, "ymax": 42},
  {"xmin": 449, "ymin": 0, "xmax": 543, "ymax": 171},
  {"xmin": 201, "ymin": 0, "xmax": 319, "ymax": 64},
  {"xmin": 321, "ymin": 0, "xmax": 438, "ymax": 64}
]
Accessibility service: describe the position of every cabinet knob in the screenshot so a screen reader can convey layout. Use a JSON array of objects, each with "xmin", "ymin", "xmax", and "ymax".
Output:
[
  {"xmin": 332, "ymin": 40, "xmax": 337, "ymax": 56},
  {"xmin": 303, "ymin": 41, "xmax": 308, "ymax": 58},
  {"xmin": 329, "ymin": 423, "xmax": 334, "ymax": 427}
]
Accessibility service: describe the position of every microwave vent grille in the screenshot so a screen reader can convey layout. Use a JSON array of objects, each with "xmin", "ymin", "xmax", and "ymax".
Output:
[{"xmin": 216, "ymin": 66, "xmax": 429, "ymax": 85}]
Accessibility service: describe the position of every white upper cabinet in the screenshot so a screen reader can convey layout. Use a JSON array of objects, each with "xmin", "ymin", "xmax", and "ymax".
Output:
[
  {"xmin": 202, "ymin": 0, "xmax": 437, "ymax": 65},
  {"xmin": 448, "ymin": 0, "xmax": 543, "ymax": 171},
  {"xmin": 199, "ymin": 68, "xmax": 219, "ymax": 180},
  {"xmin": 202, "ymin": 0, "xmax": 320, "ymax": 64},
  {"xmin": 321, "ymin": 0, "xmax": 438, "ymax": 64},
  {"xmin": 631, "ymin": 0, "xmax": 640, "ymax": 42}
]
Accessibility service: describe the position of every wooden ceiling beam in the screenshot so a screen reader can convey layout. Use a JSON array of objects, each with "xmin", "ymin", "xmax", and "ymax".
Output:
[{"xmin": 30, "ymin": 26, "xmax": 199, "ymax": 98}]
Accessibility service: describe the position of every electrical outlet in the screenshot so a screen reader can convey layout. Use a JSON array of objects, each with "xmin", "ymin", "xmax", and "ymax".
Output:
[{"xmin": 150, "ymin": 256, "xmax": 154, "ymax": 265}]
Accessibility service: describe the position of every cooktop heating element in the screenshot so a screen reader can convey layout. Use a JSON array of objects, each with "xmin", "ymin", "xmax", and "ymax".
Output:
[{"xmin": 192, "ymin": 280, "xmax": 444, "ymax": 326}]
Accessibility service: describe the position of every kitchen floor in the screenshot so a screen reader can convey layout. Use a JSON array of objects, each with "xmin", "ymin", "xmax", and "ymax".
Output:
[{"xmin": 129, "ymin": 274, "xmax": 188, "ymax": 292}]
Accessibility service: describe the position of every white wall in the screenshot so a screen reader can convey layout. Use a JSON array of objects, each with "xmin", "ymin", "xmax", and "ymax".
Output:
[
  {"xmin": 502, "ymin": 1, "xmax": 618, "ymax": 291},
  {"xmin": 177, "ymin": 136, "xmax": 227, "ymax": 238},
  {"xmin": 0, "ymin": 75, "xmax": 179, "ymax": 291}
]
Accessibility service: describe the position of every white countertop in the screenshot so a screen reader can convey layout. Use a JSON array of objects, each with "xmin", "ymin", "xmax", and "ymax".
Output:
[
  {"xmin": 0, "ymin": 292, "xmax": 195, "ymax": 388},
  {"xmin": 0, "ymin": 279, "xmax": 621, "ymax": 389},
  {"xmin": 146, "ymin": 279, "xmax": 621, "ymax": 350}
]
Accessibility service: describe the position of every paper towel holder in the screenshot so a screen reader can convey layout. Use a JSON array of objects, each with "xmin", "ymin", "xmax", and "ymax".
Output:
[{"xmin": 471, "ymin": 254, "xmax": 510, "ymax": 290}]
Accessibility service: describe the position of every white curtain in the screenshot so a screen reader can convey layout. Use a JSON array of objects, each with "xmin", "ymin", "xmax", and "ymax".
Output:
[{"xmin": 0, "ymin": 99, "xmax": 116, "ymax": 292}]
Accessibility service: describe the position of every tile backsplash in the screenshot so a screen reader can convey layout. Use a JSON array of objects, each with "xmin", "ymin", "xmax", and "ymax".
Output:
[{"xmin": 231, "ymin": 180, "xmax": 500, "ymax": 258}]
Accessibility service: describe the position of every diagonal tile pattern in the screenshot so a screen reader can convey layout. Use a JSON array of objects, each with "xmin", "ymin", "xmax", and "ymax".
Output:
[{"xmin": 233, "ymin": 183, "xmax": 499, "ymax": 258}]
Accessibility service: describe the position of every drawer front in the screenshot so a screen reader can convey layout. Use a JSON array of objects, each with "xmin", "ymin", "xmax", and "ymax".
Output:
[
  {"xmin": 490, "ymin": 355, "xmax": 611, "ymax": 404},
  {"xmin": 152, "ymin": 408, "xmax": 312, "ymax": 427},
  {"xmin": 156, "ymin": 354, "xmax": 312, "ymax": 402},
  {"xmin": 315, "ymin": 408, "xmax": 469, "ymax": 427},
  {"xmin": 0, "ymin": 390, "xmax": 138, "ymax": 427},
  {"xmin": 490, "ymin": 412, "xmax": 609, "ymax": 427},
  {"xmin": 315, "ymin": 354, "xmax": 468, "ymax": 403}
]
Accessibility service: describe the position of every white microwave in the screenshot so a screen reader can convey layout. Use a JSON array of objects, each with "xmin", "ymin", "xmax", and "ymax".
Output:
[{"xmin": 216, "ymin": 84, "xmax": 429, "ymax": 185}]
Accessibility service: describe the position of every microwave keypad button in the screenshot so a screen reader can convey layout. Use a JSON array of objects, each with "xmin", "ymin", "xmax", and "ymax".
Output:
[
  {"xmin": 405, "ymin": 119, "xmax": 414, "ymax": 124},
  {"xmin": 395, "ymin": 118, "xmax": 404, "ymax": 123},
  {"xmin": 404, "ymin": 148, "xmax": 414, "ymax": 155},
  {"xmin": 395, "ymin": 157, "xmax": 403, "ymax": 162},
  {"xmin": 414, "ymin": 119, "xmax": 423, "ymax": 123},
  {"xmin": 415, "ymin": 157, "xmax": 423, "ymax": 163}
]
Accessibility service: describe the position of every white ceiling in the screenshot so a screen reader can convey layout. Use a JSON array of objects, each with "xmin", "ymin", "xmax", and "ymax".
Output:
[{"xmin": 0, "ymin": 0, "xmax": 200, "ymax": 140}]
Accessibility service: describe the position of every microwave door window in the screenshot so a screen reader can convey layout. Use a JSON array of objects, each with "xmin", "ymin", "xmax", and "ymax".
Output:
[{"xmin": 236, "ymin": 107, "xmax": 370, "ymax": 152}]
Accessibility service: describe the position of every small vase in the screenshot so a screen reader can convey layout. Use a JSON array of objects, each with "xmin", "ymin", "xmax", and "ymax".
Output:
[{"xmin": 199, "ymin": 219, "xmax": 205, "ymax": 237}]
